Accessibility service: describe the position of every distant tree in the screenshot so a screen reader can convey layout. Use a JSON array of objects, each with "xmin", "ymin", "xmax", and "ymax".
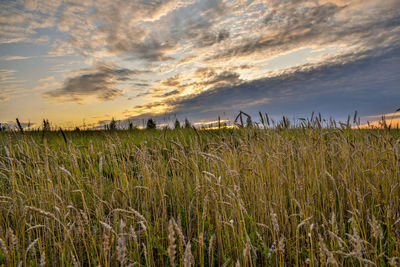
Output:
[
  {"xmin": 0, "ymin": 123, "xmax": 9, "ymax": 131},
  {"xmin": 42, "ymin": 119, "xmax": 51, "ymax": 131},
  {"xmin": 128, "ymin": 121, "xmax": 134, "ymax": 130},
  {"xmin": 109, "ymin": 117, "xmax": 117, "ymax": 130},
  {"xmin": 74, "ymin": 127, "xmax": 80, "ymax": 132},
  {"xmin": 184, "ymin": 118, "xmax": 191, "ymax": 129},
  {"xmin": 174, "ymin": 119, "xmax": 181, "ymax": 129},
  {"xmin": 147, "ymin": 118, "xmax": 156, "ymax": 129}
]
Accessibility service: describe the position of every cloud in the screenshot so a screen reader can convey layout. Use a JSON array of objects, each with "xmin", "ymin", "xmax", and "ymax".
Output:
[
  {"xmin": 38, "ymin": 76, "xmax": 55, "ymax": 83},
  {"xmin": 162, "ymin": 74, "xmax": 182, "ymax": 87},
  {"xmin": 124, "ymin": 40, "xmax": 175, "ymax": 62},
  {"xmin": 120, "ymin": 47, "xmax": 400, "ymax": 124},
  {"xmin": 48, "ymin": 0, "xmax": 188, "ymax": 60},
  {"xmin": 207, "ymin": 2, "xmax": 400, "ymax": 62},
  {"xmin": 33, "ymin": 82, "xmax": 60, "ymax": 91},
  {"xmin": 146, "ymin": 67, "xmax": 243, "ymax": 99},
  {"xmin": 0, "ymin": 69, "xmax": 24, "ymax": 102},
  {"xmin": 43, "ymin": 0, "xmax": 229, "ymax": 62},
  {"xmin": 197, "ymin": 29, "xmax": 230, "ymax": 47},
  {"xmin": 0, "ymin": 56, "xmax": 31, "ymax": 61},
  {"xmin": 0, "ymin": 0, "xmax": 57, "ymax": 44},
  {"xmin": 42, "ymin": 63, "xmax": 137, "ymax": 103},
  {"xmin": 194, "ymin": 68, "xmax": 242, "ymax": 87}
]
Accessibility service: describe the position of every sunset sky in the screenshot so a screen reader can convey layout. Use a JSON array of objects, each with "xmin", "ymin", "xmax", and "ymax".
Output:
[{"xmin": 0, "ymin": 0, "xmax": 399, "ymax": 129}]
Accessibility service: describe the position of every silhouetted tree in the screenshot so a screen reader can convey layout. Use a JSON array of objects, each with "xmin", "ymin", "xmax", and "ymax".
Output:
[
  {"xmin": 109, "ymin": 117, "xmax": 117, "ymax": 130},
  {"xmin": 184, "ymin": 118, "xmax": 191, "ymax": 129},
  {"xmin": 128, "ymin": 121, "xmax": 134, "ymax": 130},
  {"xmin": 174, "ymin": 119, "xmax": 181, "ymax": 129},
  {"xmin": 147, "ymin": 118, "xmax": 156, "ymax": 129}
]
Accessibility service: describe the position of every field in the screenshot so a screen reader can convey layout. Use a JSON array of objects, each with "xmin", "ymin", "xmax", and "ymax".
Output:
[{"xmin": 0, "ymin": 121, "xmax": 399, "ymax": 266}]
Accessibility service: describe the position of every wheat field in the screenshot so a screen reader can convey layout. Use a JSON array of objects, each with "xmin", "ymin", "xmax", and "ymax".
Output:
[{"xmin": 0, "ymin": 119, "xmax": 399, "ymax": 266}]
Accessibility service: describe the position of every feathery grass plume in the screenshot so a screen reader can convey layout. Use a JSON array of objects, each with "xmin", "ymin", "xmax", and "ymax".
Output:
[
  {"xmin": 79, "ymin": 209, "xmax": 89, "ymax": 227},
  {"xmin": 59, "ymin": 166, "xmax": 72, "ymax": 177},
  {"xmin": 7, "ymin": 228, "xmax": 18, "ymax": 253},
  {"xmin": 102, "ymin": 223, "xmax": 114, "ymax": 257},
  {"xmin": 4, "ymin": 145, "xmax": 10, "ymax": 158},
  {"xmin": 142, "ymin": 243, "xmax": 148, "ymax": 266},
  {"xmin": 25, "ymin": 238, "xmax": 39, "ymax": 255},
  {"xmin": 39, "ymin": 249, "xmax": 45, "ymax": 267},
  {"xmin": 27, "ymin": 225, "xmax": 49, "ymax": 232},
  {"xmin": 208, "ymin": 234, "xmax": 216, "ymax": 264},
  {"xmin": 16, "ymin": 118, "xmax": 24, "ymax": 134},
  {"xmin": 243, "ymin": 234, "xmax": 251, "ymax": 260},
  {"xmin": 202, "ymin": 196, "xmax": 208, "ymax": 220},
  {"xmin": 167, "ymin": 219, "xmax": 177, "ymax": 266},
  {"xmin": 172, "ymin": 218, "xmax": 185, "ymax": 243},
  {"xmin": 138, "ymin": 220, "xmax": 147, "ymax": 232},
  {"xmin": 270, "ymin": 208, "xmax": 279, "ymax": 234},
  {"xmin": 117, "ymin": 219, "xmax": 128, "ymax": 265},
  {"xmin": 127, "ymin": 207, "xmax": 147, "ymax": 224},
  {"xmin": 99, "ymin": 221, "xmax": 115, "ymax": 234},
  {"xmin": 70, "ymin": 251, "xmax": 79, "ymax": 267},
  {"xmin": 330, "ymin": 212, "xmax": 338, "ymax": 235},
  {"xmin": 25, "ymin": 206, "xmax": 60, "ymax": 224},
  {"xmin": 347, "ymin": 217, "xmax": 363, "ymax": 260},
  {"xmin": 318, "ymin": 234, "xmax": 338, "ymax": 266},
  {"xmin": 278, "ymin": 235, "xmax": 285, "ymax": 254},
  {"xmin": 25, "ymin": 238, "xmax": 39, "ymax": 263},
  {"xmin": 129, "ymin": 225, "xmax": 138, "ymax": 247},
  {"xmin": 259, "ymin": 111, "xmax": 265, "ymax": 128},
  {"xmin": 368, "ymin": 214, "xmax": 383, "ymax": 240},
  {"xmin": 183, "ymin": 241, "xmax": 194, "ymax": 267},
  {"xmin": 327, "ymin": 230, "xmax": 345, "ymax": 250},
  {"xmin": 59, "ymin": 127, "xmax": 67, "ymax": 144}
]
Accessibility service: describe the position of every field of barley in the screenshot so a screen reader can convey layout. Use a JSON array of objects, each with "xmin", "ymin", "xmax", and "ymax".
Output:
[{"xmin": 0, "ymin": 120, "xmax": 399, "ymax": 266}]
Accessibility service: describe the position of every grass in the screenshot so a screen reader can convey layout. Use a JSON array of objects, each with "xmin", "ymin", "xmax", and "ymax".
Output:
[{"xmin": 0, "ymin": 120, "xmax": 399, "ymax": 266}]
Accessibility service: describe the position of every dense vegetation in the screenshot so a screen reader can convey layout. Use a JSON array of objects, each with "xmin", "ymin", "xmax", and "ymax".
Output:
[{"xmin": 0, "ymin": 120, "xmax": 399, "ymax": 266}]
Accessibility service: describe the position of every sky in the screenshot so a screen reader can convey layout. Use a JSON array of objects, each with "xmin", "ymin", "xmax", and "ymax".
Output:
[{"xmin": 0, "ymin": 0, "xmax": 399, "ymax": 129}]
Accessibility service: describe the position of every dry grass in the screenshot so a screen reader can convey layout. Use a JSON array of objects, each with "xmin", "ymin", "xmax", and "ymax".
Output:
[{"xmin": 0, "ymin": 121, "xmax": 399, "ymax": 266}]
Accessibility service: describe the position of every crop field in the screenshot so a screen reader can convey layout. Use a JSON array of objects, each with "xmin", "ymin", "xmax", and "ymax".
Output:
[{"xmin": 0, "ymin": 121, "xmax": 399, "ymax": 266}]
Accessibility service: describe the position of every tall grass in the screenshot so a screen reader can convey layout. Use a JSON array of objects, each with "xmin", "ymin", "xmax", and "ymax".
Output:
[{"xmin": 0, "ymin": 121, "xmax": 399, "ymax": 266}]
